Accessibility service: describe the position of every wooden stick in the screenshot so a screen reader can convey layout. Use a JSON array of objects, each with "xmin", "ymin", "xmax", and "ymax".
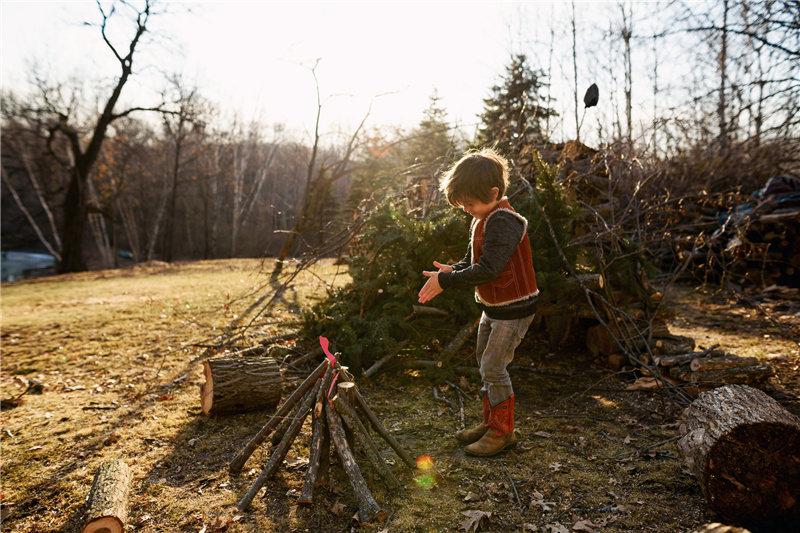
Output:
[
  {"xmin": 334, "ymin": 361, "xmax": 414, "ymax": 469},
  {"xmin": 325, "ymin": 398, "xmax": 384, "ymax": 525},
  {"xmin": 332, "ymin": 392, "xmax": 400, "ymax": 492},
  {"xmin": 362, "ymin": 340, "xmax": 409, "ymax": 378},
  {"xmin": 298, "ymin": 365, "xmax": 334, "ymax": 504},
  {"xmin": 351, "ymin": 385, "xmax": 415, "ymax": 470},
  {"xmin": 229, "ymin": 359, "xmax": 328, "ymax": 473},
  {"xmin": 439, "ymin": 317, "xmax": 480, "ymax": 360},
  {"xmin": 237, "ymin": 378, "xmax": 321, "ymax": 511},
  {"xmin": 271, "ymin": 384, "xmax": 316, "ymax": 445}
]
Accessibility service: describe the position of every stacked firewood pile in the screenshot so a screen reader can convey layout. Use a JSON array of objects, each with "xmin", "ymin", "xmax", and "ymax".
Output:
[
  {"xmin": 588, "ymin": 319, "xmax": 775, "ymax": 391},
  {"xmin": 661, "ymin": 174, "xmax": 800, "ymax": 288},
  {"xmin": 227, "ymin": 347, "xmax": 414, "ymax": 525}
]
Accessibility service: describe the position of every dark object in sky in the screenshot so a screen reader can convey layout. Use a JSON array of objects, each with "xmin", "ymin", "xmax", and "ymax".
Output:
[{"xmin": 584, "ymin": 83, "xmax": 599, "ymax": 108}]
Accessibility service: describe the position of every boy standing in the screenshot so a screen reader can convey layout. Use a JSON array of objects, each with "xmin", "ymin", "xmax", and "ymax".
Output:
[{"xmin": 418, "ymin": 148, "xmax": 538, "ymax": 457}]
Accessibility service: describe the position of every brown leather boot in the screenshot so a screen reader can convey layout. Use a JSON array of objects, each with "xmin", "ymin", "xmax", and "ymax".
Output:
[
  {"xmin": 465, "ymin": 396, "xmax": 516, "ymax": 457},
  {"xmin": 455, "ymin": 395, "xmax": 490, "ymax": 443}
]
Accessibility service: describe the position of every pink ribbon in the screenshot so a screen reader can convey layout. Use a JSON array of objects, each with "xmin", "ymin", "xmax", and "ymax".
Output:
[{"xmin": 319, "ymin": 336, "xmax": 340, "ymax": 398}]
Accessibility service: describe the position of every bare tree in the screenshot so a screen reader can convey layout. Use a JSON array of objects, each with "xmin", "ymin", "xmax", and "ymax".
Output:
[
  {"xmin": 43, "ymin": 0, "xmax": 168, "ymax": 272},
  {"xmin": 269, "ymin": 61, "xmax": 372, "ymax": 280}
]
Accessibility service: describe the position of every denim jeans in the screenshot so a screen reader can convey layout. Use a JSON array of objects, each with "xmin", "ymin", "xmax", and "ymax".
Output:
[{"xmin": 476, "ymin": 312, "xmax": 535, "ymax": 407}]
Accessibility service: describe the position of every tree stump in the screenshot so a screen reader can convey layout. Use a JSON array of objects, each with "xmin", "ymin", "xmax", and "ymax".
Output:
[
  {"xmin": 200, "ymin": 356, "xmax": 282, "ymax": 416},
  {"xmin": 677, "ymin": 384, "xmax": 800, "ymax": 532},
  {"xmin": 81, "ymin": 458, "xmax": 132, "ymax": 533}
]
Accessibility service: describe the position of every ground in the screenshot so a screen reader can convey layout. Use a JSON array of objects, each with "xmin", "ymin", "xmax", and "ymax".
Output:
[{"xmin": 1, "ymin": 259, "xmax": 798, "ymax": 532}]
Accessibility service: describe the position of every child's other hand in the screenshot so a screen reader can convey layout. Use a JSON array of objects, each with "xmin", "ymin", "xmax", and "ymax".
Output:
[
  {"xmin": 433, "ymin": 261, "xmax": 453, "ymax": 273},
  {"xmin": 418, "ymin": 271, "xmax": 443, "ymax": 303}
]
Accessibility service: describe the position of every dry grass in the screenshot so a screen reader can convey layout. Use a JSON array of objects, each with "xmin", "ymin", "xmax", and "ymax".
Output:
[{"xmin": 2, "ymin": 259, "xmax": 798, "ymax": 532}]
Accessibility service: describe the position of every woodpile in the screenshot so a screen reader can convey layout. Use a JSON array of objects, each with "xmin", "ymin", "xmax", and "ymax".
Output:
[
  {"xmin": 229, "ymin": 349, "xmax": 414, "ymax": 525},
  {"xmin": 660, "ymin": 174, "xmax": 800, "ymax": 289},
  {"xmin": 678, "ymin": 385, "xmax": 800, "ymax": 533}
]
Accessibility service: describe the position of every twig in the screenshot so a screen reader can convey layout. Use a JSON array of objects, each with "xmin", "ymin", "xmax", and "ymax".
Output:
[
  {"xmin": 432, "ymin": 387, "xmax": 456, "ymax": 409},
  {"xmin": 501, "ymin": 462, "xmax": 524, "ymax": 514},
  {"xmin": 604, "ymin": 435, "xmax": 681, "ymax": 460}
]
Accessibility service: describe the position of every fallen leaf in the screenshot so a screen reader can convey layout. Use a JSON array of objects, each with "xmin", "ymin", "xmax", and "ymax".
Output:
[
  {"xmin": 545, "ymin": 522, "xmax": 569, "ymax": 533},
  {"xmin": 623, "ymin": 435, "xmax": 632, "ymax": 444},
  {"xmin": 523, "ymin": 524, "xmax": 538, "ymax": 531},
  {"xmin": 459, "ymin": 509, "xmax": 491, "ymax": 532},
  {"xmin": 463, "ymin": 491, "xmax": 481, "ymax": 502},
  {"xmin": 558, "ymin": 425, "xmax": 581, "ymax": 433},
  {"xmin": 572, "ymin": 517, "xmax": 599, "ymax": 532},
  {"xmin": 533, "ymin": 431, "xmax": 552, "ymax": 438},
  {"xmin": 531, "ymin": 491, "xmax": 556, "ymax": 512},
  {"xmin": 548, "ymin": 462, "xmax": 562, "ymax": 472},
  {"xmin": 330, "ymin": 501, "xmax": 346, "ymax": 516},
  {"xmin": 284, "ymin": 455, "xmax": 309, "ymax": 468},
  {"xmin": 626, "ymin": 377, "xmax": 658, "ymax": 390}
]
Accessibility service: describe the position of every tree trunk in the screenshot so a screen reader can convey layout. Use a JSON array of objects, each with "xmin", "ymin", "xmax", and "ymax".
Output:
[
  {"xmin": 81, "ymin": 458, "xmax": 132, "ymax": 533},
  {"xmin": 200, "ymin": 356, "xmax": 282, "ymax": 416},
  {"xmin": 677, "ymin": 384, "xmax": 800, "ymax": 532}
]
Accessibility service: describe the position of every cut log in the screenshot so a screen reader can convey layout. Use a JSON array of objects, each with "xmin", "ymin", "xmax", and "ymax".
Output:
[
  {"xmin": 200, "ymin": 356, "xmax": 282, "ymax": 416},
  {"xmin": 677, "ymin": 385, "xmax": 800, "ymax": 532},
  {"xmin": 689, "ymin": 364, "xmax": 775, "ymax": 384},
  {"xmin": 229, "ymin": 359, "xmax": 328, "ymax": 473},
  {"xmin": 586, "ymin": 323, "xmax": 615, "ymax": 356},
  {"xmin": 654, "ymin": 346, "xmax": 723, "ymax": 367},
  {"xmin": 237, "ymin": 378, "xmax": 321, "ymax": 511},
  {"xmin": 332, "ymin": 392, "xmax": 400, "ymax": 492},
  {"xmin": 81, "ymin": 459, "xmax": 132, "ymax": 533},
  {"xmin": 688, "ymin": 524, "xmax": 752, "ymax": 533},
  {"xmin": 690, "ymin": 355, "xmax": 761, "ymax": 372},
  {"xmin": 325, "ymin": 397, "xmax": 384, "ymax": 525},
  {"xmin": 654, "ymin": 335, "xmax": 696, "ymax": 355}
]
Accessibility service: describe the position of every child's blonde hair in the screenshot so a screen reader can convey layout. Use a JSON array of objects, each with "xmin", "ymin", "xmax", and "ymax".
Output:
[{"xmin": 440, "ymin": 148, "xmax": 509, "ymax": 207}]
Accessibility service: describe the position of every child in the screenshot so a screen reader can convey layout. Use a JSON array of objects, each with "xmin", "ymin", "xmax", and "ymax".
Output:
[{"xmin": 418, "ymin": 148, "xmax": 538, "ymax": 457}]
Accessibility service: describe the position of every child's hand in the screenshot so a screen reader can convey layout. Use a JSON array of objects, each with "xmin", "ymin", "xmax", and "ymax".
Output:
[
  {"xmin": 418, "ymin": 271, "xmax": 443, "ymax": 303},
  {"xmin": 433, "ymin": 261, "xmax": 453, "ymax": 273}
]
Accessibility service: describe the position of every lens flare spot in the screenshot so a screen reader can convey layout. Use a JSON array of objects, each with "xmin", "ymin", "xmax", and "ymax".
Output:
[
  {"xmin": 368, "ymin": 137, "xmax": 391, "ymax": 158},
  {"xmin": 414, "ymin": 473, "xmax": 436, "ymax": 490},
  {"xmin": 416, "ymin": 454, "xmax": 434, "ymax": 471}
]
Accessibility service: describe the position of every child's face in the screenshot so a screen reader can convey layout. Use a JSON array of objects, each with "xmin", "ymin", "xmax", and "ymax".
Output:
[{"xmin": 458, "ymin": 188, "xmax": 500, "ymax": 220}]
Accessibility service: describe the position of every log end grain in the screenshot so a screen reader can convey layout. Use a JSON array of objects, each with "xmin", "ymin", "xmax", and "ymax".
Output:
[
  {"xmin": 81, "ymin": 459, "xmax": 132, "ymax": 533},
  {"xmin": 81, "ymin": 516, "xmax": 124, "ymax": 533},
  {"xmin": 704, "ymin": 422, "xmax": 800, "ymax": 532},
  {"xmin": 678, "ymin": 385, "xmax": 800, "ymax": 533}
]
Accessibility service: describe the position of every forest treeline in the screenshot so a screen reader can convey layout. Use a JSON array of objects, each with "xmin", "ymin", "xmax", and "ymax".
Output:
[{"xmin": 1, "ymin": 0, "xmax": 798, "ymax": 274}]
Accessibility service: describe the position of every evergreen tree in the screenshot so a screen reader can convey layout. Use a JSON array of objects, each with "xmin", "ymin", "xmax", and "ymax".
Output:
[
  {"xmin": 476, "ymin": 54, "xmax": 556, "ymax": 154},
  {"xmin": 402, "ymin": 91, "xmax": 457, "ymax": 181}
]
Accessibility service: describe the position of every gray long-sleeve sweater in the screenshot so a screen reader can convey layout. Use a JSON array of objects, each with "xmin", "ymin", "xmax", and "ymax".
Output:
[{"xmin": 438, "ymin": 211, "xmax": 538, "ymax": 319}]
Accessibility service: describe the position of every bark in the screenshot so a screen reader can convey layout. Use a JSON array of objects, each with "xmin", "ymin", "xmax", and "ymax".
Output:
[
  {"xmin": 325, "ymin": 395, "xmax": 384, "ymax": 525},
  {"xmin": 200, "ymin": 356, "xmax": 282, "ymax": 416},
  {"xmin": 677, "ymin": 385, "xmax": 800, "ymax": 532},
  {"xmin": 689, "ymin": 364, "xmax": 775, "ymax": 385},
  {"xmin": 298, "ymin": 366, "xmax": 334, "ymax": 504},
  {"xmin": 81, "ymin": 458, "xmax": 132, "ymax": 533},
  {"xmin": 690, "ymin": 355, "xmax": 761, "ymax": 372}
]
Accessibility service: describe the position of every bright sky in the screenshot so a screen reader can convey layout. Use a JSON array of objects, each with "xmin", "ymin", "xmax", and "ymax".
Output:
[{"xmin": 2, "ymin": 1, "xmax": 546, "ymax": 139}]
